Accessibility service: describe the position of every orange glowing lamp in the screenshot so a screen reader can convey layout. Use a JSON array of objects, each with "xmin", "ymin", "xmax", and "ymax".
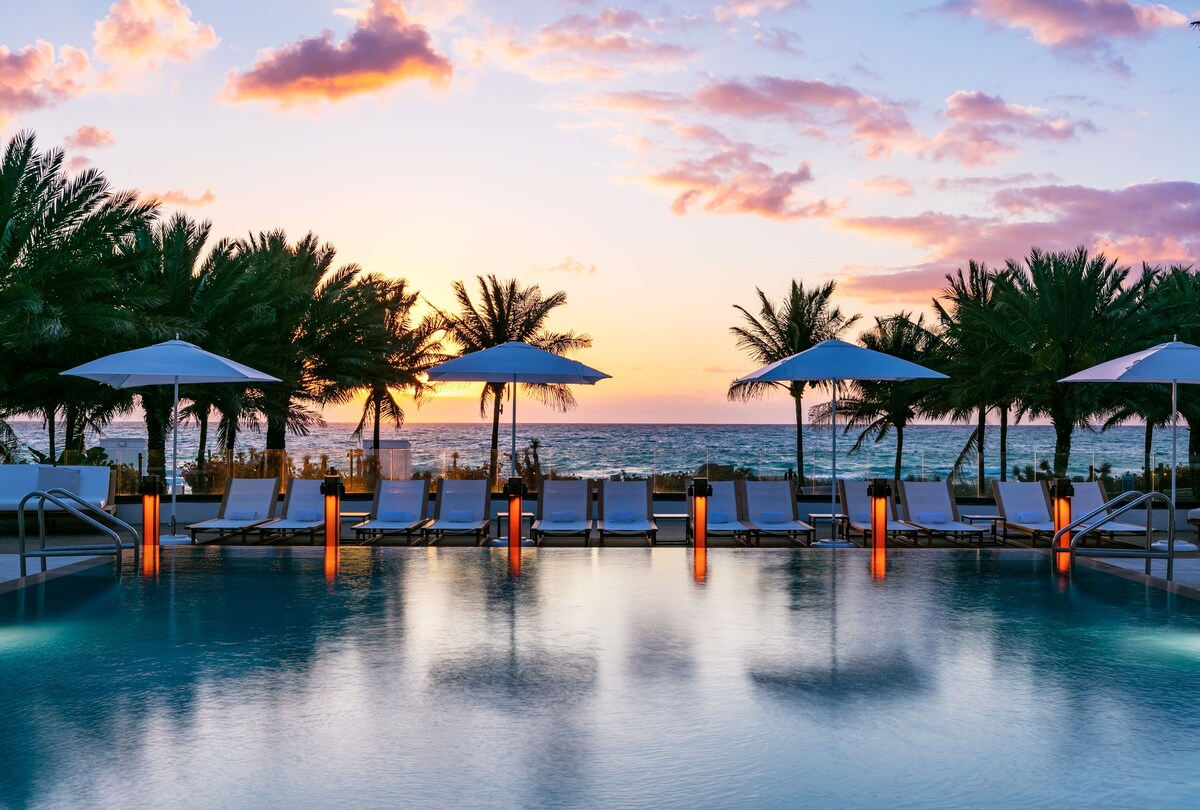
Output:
[
  {"xmin": 689, "ymin": 477, "xmax": 711, "ymax": 551},
  {"xmin": 1052, "ymin": 478, "xmax": 1073, "ymax": 575},
  {"xmin": 506, "ymin": 476, "xmax": 525, "ymax": 551},
  {"xmin": 322, "ymin": 470, "xmax": 343, "ymax": 581},
  {"xmin": 868, "ymin": 478, "xmax": 889, "ymax": 580},
  {"xmin": 140, "ymin": 475, "xmax": 161, "ymax": 549}
]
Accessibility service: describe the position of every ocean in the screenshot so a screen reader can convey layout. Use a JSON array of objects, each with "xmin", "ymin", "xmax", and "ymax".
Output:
[{"xmin": 5, "ymin": 420, "xmax": 1190, "ymax": 482}]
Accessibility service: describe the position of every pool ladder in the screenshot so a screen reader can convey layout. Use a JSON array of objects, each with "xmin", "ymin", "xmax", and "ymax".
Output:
[
  {"xmin": 1050, "ymin": 490, "xmax": 1177, "ymax": 581},
  {"xmin": 16, "ymin": 488, "xmax": 140, "ymax": 578}
]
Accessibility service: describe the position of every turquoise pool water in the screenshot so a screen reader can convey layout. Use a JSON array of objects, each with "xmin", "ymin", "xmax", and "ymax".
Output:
[{"xmin": 2, "ymin": 548, "xmax": 1199, "ymax": 808}]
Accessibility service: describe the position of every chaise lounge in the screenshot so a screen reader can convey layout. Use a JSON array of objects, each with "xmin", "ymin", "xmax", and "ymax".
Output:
[
  {"xmin": 422, "ymin": 479, "xmax": 490, "ymax": 545},
  {"xmin": 254, "ymin": 478, "xmax": 326, "ymax": 545},
  {"xmin": 188, "ymin": 477, "xmax": 281, "ymax": 544},
  {"xmin": 353, "ymin": 479, "xmax": 431, "ymax": 544},
  {"xmin": 897, "ymin": 480, "xmax": 987, "ymax": 545},
  {"xmin": 597, "ymin": 480, "xmax": 657, "ymax": 545},
  {"xmin": 530, "ymin": 479, "xmax": 592, "ymax": 545},
  {"xmin": 741, "ymin": 480, "xmax": 814, "ymax": 545}
]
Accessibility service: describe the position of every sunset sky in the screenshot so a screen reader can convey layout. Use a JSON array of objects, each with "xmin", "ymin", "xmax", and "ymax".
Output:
[{"xmin": 3, "ymin": 0, "xmax": 1199, "ymax": 424}]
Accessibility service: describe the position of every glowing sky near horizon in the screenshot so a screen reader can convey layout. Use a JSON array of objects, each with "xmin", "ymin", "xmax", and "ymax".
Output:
[{"xmin": 3, "ymin": 0, "xmax": 1198, "ymax": 425}]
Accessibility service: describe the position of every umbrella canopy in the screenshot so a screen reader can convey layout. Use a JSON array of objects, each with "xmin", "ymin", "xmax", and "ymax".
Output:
[
  {"xmin": 62, "ymin": 340, "xmax": 280, "ymax": 539},
  {"xmin": 1061, "ymin": 340, "xmax": 1200, "ymax": 551},
  {"xmin": 735, "ymin": 339, "xmax": 947, "ymax": 547},
  {"xmin": 63, "ymin": 339, "xmax": 280, "ymax": 388},
  {"xmin": 425, "ymin": 341, "xmax": 610, "ymax": 478}
]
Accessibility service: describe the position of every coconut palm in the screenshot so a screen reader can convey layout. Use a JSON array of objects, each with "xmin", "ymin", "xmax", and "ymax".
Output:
[
  {"xmin": 991, "ymin": 247, "xmax": 1158, "ymax": 476},
  {"xmin": 350, "ymin": 277, "xmax": 445, "ymax": 454},
  {"xmin": 811, "ymin": 313, "xmax": 937, "ymax": 481},
  {"xmin": 0, "ymin": 130, "xmax": 156, "ymax": 461},
  {"xmin": 728, "ymin": 280, "xmax": 860, "ymax": 485},
  {"xmin": 440, "ymin": 275, "xmax": 591, "ymax": 488}
]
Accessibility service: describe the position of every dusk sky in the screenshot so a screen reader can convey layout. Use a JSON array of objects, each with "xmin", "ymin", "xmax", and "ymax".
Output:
[{"xmin": 3, "ymin": 0, "xmax": 1199, "ymax": 424}]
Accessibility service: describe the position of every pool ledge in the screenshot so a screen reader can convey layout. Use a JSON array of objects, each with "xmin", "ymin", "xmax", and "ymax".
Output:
[
  {"xmin": 1082, "ymin": 554, "xmax": 1200, "ymax": 602},
  {"xmin": 0, "ymin": 554, "xmax": 110, "ymax": 596}
]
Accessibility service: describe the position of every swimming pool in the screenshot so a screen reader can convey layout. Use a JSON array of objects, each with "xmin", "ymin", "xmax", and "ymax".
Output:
[{"xmin": 2, "ymin": 548, "xmax": 1198, "ymax": 808}]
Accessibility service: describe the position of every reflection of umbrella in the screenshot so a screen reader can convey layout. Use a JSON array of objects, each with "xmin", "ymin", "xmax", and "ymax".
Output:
[
  {"xmin": 62, "ymin": 339, "xmax": 279, "ymax": 539},
  {"xmin": 1061, "ymin": 340, "xmax": 1200, "ymax": 551},
  {"xmin": 426, "ymin": 341, "xmax": 610, "ymax": 477},
  {"xmin": 734, "ymin": 339, "xmax": 947, "ymax": 547}
]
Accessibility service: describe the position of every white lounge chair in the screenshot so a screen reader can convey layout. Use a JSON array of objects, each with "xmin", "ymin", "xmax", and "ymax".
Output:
[
  {"xmin": 597, "ymin": 480, "xmax": 657, "ymax": 544},
  {"xmin": 254, "ymin": 479, "xmax": 326, "ymax": 545},
  {"xmin": 422, "ymin": 479, "xmax": 490, "ymax": 545},
  {"xmin": 530, "ymin": 479, "xmax": 592, "ymax": 545},
  {"xmin": 188, "ymin": 477, "xmax": 280, "ymax": 544},
  {"xmin": 1070, "ymin": 480, "xmax": 1145, "ymax": 545},
  {"xmin": 991, "ymin": 481, "xmax": 1054, "ymax": 544},
  {"xmin": 0, "ymin": 464, "xmax": 114, "ymax": 514},
  {"xmin": 741, "ymin": 480, "xmax": 814, "ymax": 545},
  {"xmin": 839, "ymin": 480, "xmax": 918, "ymax": 546},
  {"xmin": 687, "ymin": 480, "xmax": 751, "ymax": 545},
  {"xmin": 897, "ymin": 480, "xmax": 987, "ymax": 545},
  {"xmin": 353, "ymin": 479, "xmax": 430, "ymax": 544}
]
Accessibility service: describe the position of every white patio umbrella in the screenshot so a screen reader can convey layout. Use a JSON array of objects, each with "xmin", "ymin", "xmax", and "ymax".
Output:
[
  {"xmin": 1061, "ymin": 339, "xmax": 1200, "ymax": 551},
  {"xmin": 734, "ymin": 339, "xmax": 948, "ymax": 547},
  {"xmin": 425, "ymin": 341, "xmax": 610, "ymax": 478},
  {"xmin": 62, "ymin": 339, "xmax": 280, "ymax": 540}
]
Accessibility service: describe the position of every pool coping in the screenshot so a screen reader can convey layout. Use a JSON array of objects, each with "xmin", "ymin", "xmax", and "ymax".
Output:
[
  {"xmin": 1079, "ymin": 554, "xmax": 1200, "ymax": 602},
  {"xmin": 0, "ymin": 555, "xmax": 111, "ymax": 596}
]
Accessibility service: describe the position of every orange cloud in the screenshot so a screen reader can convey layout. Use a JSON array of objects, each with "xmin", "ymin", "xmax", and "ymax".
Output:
[
  {"xmin": 223, "ymin": 0, "xmax": 451, "ymax": 105},
  {"xmin": 0, "ymin": 41, "xmax": 91, "ymax": 127},
  {"xmin": 923, "ymin": 90, "xmax": 1096, "ymax": 165},
  {"xmin": 477, "ymin": 8, "xmax": 692, "ymax": 82},
  {"xmin": 93, "ymin": 0, "xmax": 218, "ymax": 73},
  {"xmin": 65, "ymin": 124, "xmax": 116, "ymax": 148},
  {"xmin": 541, "ymin": 257, "xmax": 598, "ymax": 275},
  {"xmin": 143, "ymin": 187, "xmax": 216, "ymax": 207},
  {"xmin": 943, "ymin": 0, "xmax": 1186, "ymax": 73},
  {"xmin": 854, "ymin": 174, "xmax": 915, "ymax": 196}
]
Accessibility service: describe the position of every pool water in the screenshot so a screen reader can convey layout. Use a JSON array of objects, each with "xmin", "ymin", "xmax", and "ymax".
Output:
[{"xmin": 2, "ymin": 548, "xmax": 1200, "ymax": 809}]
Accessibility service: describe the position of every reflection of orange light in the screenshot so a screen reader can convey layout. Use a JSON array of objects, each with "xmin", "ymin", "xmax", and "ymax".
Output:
[
  {"xmin": 508, "ymin": 542, "xmax": 521, "ymax": 577},
  {"xmin": 694, "ymin": 545, "xmax": 707, "ymax": 583},
  {"xmin": 325, "ymin": 545, "xmax": 339, "ymax": 582},
  {"xmin": 1052, "ymin": 479, "xmax": 1072, "ymax": 576},
  {"xmin": 692, "ymin": 478, "xmax": 708, "ymax": 551},
  {"xmin": 142, "ymin": 545, "xmax": 160, "ymax": 578},
  {"xmin": 871, "ymin": 543, "xmax": 886, "ymax": 580}
]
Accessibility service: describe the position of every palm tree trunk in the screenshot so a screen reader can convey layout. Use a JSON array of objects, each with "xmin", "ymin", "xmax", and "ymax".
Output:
[
  {"xmin": 488, "ymin": 384, "xmax": 503, "ymax": 490},
  {"xmin": 1052, "ymin": 419, "xmax": 1071, "ymax": 477},
  {"xmin": 145, "ymin": 397, "xmax": 167, "ymax": 478},
  {"xmin": 45, "ymin": 406, "xmax": 57, "ymax": 466},
  {"xmin": 63, "ymin": 403, "xmax": 77, "ymax": 461},
  {"xmin": 976, "ymin": 407, "xmax": 986, "ymax": 496},
  {"xmin": 999, "ymin": 406, "xmax": 1009, "ymax": 482},
  {"xmin": 1189, "ymin": 418, "xmax": 1200, "ymax": 497},
  {"xmin": 793, "ymin": 386, "xmax": 805, "ymax": 487},
  {"xmin": 196, "ymin": 407, "xmax": 209, "ymax": 469},
  {"xmin": 894, "ymin": 424, "xmax": 904, "ymax": 482},
  {"xmin": 372, "ymin": 391, "xmax": 382, "ymax": 452},
  {"xmin": 1144, "ymin": 422, "xmax": 1153, "ymax": 491}
]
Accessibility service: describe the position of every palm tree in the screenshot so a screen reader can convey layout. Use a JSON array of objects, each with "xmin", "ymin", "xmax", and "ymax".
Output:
[
  {"xmin": 812, "ymin": 313, "xmax": 937, "ymax": 480},
  {"xmin": 350, "ymin": 277, "xmax": 445, "ymax": 457},
  {"xmin": 728, "ymin": 280, "xmax": 860, "ymax": 485},
  {"xmin": 929, "ymin": 261, "xmax": 1022, "ymax": 492},
  {"xmin": 991, "ymin": 247, "xmax": 1159, "ymax": 476},
  {"xmin": 440, "ymin": 275, "xmax": 591, "ymax": 488},
  {"xmin": 0, "ymin": 130, "xmax": 156, "ymax": 461}
]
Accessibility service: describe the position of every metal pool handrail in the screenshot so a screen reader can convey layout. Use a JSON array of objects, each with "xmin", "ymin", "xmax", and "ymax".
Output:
[
  {"xmin": 17, "ymin": 489, "xmax": 140, "ymax": 578},
  {"xmin": 1050, "ymin": 490, "xmax": 1175, "ymax": 581}
]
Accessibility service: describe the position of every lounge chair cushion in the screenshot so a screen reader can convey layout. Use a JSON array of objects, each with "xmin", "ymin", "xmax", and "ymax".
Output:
[
  {"xmin": 709, "ymin": 510, "xmax": 729, "ymax": 524},
  {"xmin": 917, "ymin": 511, "xmax": 949, "ymax": 524},
  {"xmin": 227, "ymin": 508, "xmax": 257, "ymax": 521},
  {"xmin": 293, "ymin": 509, "xmax": 321, "ymax": 522},
  {"xmin": 1014, "ymin": 510, "xmax": 1048, "ymax": 524},
  {"xmin": 760, "ymin": 511, "xmax": 788, "ymax": 524},
  {"xmin": 549, "ymin": 510, "xmax": 577, "ymax": 523},
  {"xmin": 381, "ymin": 509, "xmax": 415, "ymax": 523},
  {"xmin": 447, "ymin": 509, "xmax": 474, "ymax": 522},
  {"xmin": 610, "ymin": 509, "xmax": 637, "ymax": 524},
  {"xmin": 1190, "ymin": 508, "xmax": 1200, "ymax": 521},
  {"xmin": 851, "ymin": 510, "xmax": 870, "ymax": 523},
  {"xmin": 37, "ymin": 465, "xmax": 80, "ymax": 494}
]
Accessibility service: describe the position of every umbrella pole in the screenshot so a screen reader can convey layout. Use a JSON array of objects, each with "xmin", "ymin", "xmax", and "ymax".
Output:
[
  {"xmin": 1172, "ymin": 379, "xmax": 1178, "ymax": 507},
  {"xmin": 512, "ymin": 373, "xmax": 518, "ymax": 478},
  {"xmin": 814, "ymin": 382, "xmax": 852, "ymax": 547},
  {"xmin": 172, "ymin": 376, "xmax": 179, "ymax": 537}
]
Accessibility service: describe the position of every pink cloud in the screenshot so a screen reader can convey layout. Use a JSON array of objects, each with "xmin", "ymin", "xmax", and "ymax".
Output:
[
  {"xmin": 481, "ymin": 8, "xmax": 692, "ymax": 81},
  {"xmin": 93, "ymin": 0, "xmax": 218, "ymax": 72},
  {"xmin": 943, "ymin": 0, "xmax": 1186, "ymax": 72},
  {"xmin": 693, "ymin": 76, "xmax": 921, "ymax": 158},
  {"xmin": 65, "ymin": 125, "xmax": 116, "ymax": 148},
  {"xmin": 0, "ymin": 41, "xmax": 91, "ymax": 127},
  {"xmin": 924, "ymin": 90, "xmax": 1096, "ymax": 165},
  {"xmin": 143, "ymin": 187, "xmax": 216, "ymax": 207},
  {"xmin": 716, "ymin": 1, "xmax": 808, "ymax": 22},
  {"xmin": 854, "ymin": 174, "xmax": 915, "ymax": 196},
  {"xmin": 223, "ymin": 0, "xmax": 451, "ymax": 105},
  {"xmin": 65, "ymin": 155, "xmax": 94, "ymax": 173},
  {"xmin": 836, "ymin": 179, "xmax": 1200, "ymax": 302}
]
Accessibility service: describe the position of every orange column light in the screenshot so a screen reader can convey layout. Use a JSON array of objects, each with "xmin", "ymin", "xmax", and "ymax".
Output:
[
  {"xmin": 322, "ymin": 469, "xmax": 343, "ymax": 580},
  {"xmin": 1052, "ymin": 478, "xmax": 1073, "ymax": 576},
  {"xmin": 689, "ymin": 477, "xmax": 711, "ymax": 551},
  {"xmin": 868, "ymin": 478, "xmax": 889, "ymax": 580},
  {"xmin": 141, "ymin": 475, "xmax": 161, "ymax": 549},
  {"xmin": 507, "ymin": 476, "xmax": 525, "ymax": 576}
]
